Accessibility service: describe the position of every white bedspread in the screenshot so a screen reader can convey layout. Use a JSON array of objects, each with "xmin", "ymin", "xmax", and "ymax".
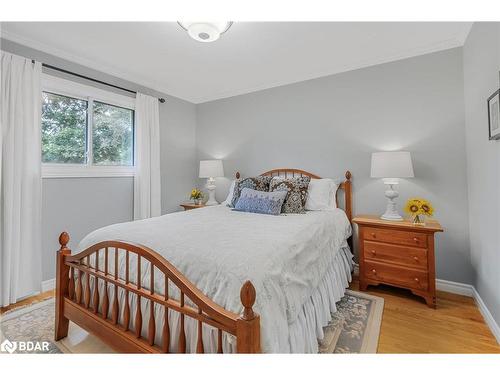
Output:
[{"xmin": 78, "ymin": 205, "xmax": 352, "ymax": 353}]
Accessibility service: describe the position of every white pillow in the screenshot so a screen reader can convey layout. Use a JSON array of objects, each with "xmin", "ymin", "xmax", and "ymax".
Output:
[
  {"xmin": 222, "ymin": 180, "xmax": 237, "ymax": 206},
  {"xmin": 305, "ymin": 178, "xmax": 338, "ymax": 211}
]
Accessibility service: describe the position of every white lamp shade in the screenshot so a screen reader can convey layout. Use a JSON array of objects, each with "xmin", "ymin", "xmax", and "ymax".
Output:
[
  {"xmin": 370, "ymin": 152, "xmax": 414, "ymax": 178},
  {"xmin": 199, "ymin": 160, "xmax": 224, "ymax": 178}
]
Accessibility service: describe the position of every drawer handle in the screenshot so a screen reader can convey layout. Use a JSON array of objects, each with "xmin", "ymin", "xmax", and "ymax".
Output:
[
  {"xmin": 371, "ymin": 233, "xmax": 376, "ymax": 238},
  {"xmin": 414, "ymin": 277, "xmax": 420, "ymax": 283},
  {"xmin": 371, "ymin": 250, "xmax": 376, "ymax": 255},
  {"xmin": 413, "ymin": 256, "xmax": 419, "ymax": 261},
  {"xmin": 413, "ymin": 237, "xmax": 419, "ymax": 242},
  {"xmin": 372, "ymin": 269, "xmax": 377, "ymax": 275}
]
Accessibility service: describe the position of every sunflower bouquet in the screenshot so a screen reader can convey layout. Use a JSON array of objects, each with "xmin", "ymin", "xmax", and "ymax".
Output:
[
  {"xmin": 190, "ymin": 188, "xmax": 204, "ymax": 204},
  {"xmin": 404, "ymin": 198, "xmax": 434, "ymax": 225}
]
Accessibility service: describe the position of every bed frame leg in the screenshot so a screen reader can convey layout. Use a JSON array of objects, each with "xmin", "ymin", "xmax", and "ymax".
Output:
[
  {"xmin": 236, "ymin": 281, "xmax": 261, "ymax": 353},
  {"xmin": 55, "ymin": 232, "xmax": 71, "ymax": 341}
]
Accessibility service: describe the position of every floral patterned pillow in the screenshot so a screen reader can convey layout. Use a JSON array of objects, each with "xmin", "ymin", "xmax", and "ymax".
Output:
[
  {"xmin": 269, "ymin": 176, "xmax": 311, "ymax": 214},
  {"xmin": 230, "ymin": 176, "xmax": 273, "ymax": 207}
]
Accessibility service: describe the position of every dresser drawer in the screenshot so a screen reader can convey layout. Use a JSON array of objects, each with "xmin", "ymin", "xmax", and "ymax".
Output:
[
  {"xmin": 364, "ymin": 260, "xmax": 429, "ymax": 291},
  {"xmin": 364, "ymin": 241, "xmax": 428, "ymax": 270},
  {"xmin": 362, "ymin": 227, "xmax": 427, "ymax": 248}
]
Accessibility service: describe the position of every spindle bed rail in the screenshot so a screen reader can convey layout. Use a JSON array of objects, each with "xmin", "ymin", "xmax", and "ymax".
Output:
[
  {"xmin": 54, "ymin": 234, "xmax": 260, "ymax": 353},
  {"xmin": 54, "ymin": 169, "xmax": 352, "ymax": 353}
]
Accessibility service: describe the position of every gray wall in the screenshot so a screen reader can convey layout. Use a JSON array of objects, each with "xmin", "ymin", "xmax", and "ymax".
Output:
[
  {"xmin": 1, "ymin": 38, "xmax": 198, "ymax": 280},
  {"xmin": 463, "ymin": 23, "xmax": 500, "ymax": 326},
  {"xmin": 42, "ymin": 178, "xmax": 133, "ymax": 280},
  {"xmin": 197, "ymin": 47, "xmax": 473, "ymax": 284},
  {"xmin": 160, "ymin": 97, "xmax": 197, "ymax": 213}
]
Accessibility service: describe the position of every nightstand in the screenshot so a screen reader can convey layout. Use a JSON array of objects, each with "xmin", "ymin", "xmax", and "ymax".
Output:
[
  {"xmin": 352, "ymin": 215, "xmax": 443, "ymax": 308},
  {"xmin": 180, "ymin": 202, "xmax": 206, "ymax": 211}
]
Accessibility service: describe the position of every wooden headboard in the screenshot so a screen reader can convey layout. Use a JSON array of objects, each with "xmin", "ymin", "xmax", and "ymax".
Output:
[{"xmin": 234, "ymin": 169, "xmax": 352, "ymax": 223}]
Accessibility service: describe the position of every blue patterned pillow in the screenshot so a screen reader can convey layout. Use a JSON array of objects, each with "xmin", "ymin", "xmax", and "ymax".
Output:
[
  {"xmin": 230, "ymin": 176, "xmax": 273, "ymax": 207},
  {"xmin": 233, "ymin": 188, "xmax": 287, "ymax": 215}
]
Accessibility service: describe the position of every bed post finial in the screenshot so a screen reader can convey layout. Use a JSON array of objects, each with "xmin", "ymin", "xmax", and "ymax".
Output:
[
  {"xmin": 345, "ymin": 170, "xmax": 352, "ymax": 181},
  {"xmin": 240, "ymin": 280, "xmax": 256, "ymax": 320},
  {"xmin": 236, "ymin": 280, "xmax": 261, "ymax": 353},
  {"xmin": 235, "ymin": 171, "xmax": 241, "ymax": 179},
  {"xmin": 59, "ymin": 232, "xmax": 70, "ymax": 250}
]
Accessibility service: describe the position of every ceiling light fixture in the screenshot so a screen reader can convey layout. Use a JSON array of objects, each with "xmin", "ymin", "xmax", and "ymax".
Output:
[{"xmin": 177, "ymin": 22, "xmax": 233, "ymax": 43}]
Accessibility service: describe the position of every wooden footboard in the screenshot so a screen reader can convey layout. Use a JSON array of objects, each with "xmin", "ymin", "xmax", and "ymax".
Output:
[{"xmin": 54, "ymin": 232, "xmax": 260, "ymax": 353}]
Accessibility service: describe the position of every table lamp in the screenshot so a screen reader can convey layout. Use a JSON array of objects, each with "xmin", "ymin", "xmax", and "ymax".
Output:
[
  {"xmin": 371, "ymin": 151, "xmax": 414, "ymax": 221},
  {"xmin": 199, "ymin": 160, "xmax": 224, "ymax": 206}
]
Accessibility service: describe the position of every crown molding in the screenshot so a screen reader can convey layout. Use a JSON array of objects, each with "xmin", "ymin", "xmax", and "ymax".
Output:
[
  {"xmin": 194, "ymin": 36, "xmax": 467, "ymax": 103},
  {"xmin": 0, "ymin": 30, "xmax": 195, "ymax": 103},
  {"xmin": 456, "ymin": 22, "xmax": 474, "ymax": 45},
  {"xmin": 1, "ymin": 24, "xmax": 473, "ymax": 104}
]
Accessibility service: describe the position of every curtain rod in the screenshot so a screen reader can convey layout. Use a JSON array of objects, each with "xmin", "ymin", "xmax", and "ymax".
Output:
[{"xmin": 38, "ymin": 61, "xmax": 166, "ymax": 103}]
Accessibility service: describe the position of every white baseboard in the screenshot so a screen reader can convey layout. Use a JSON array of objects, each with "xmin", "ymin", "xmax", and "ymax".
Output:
[
  {"xmin": 41, "ymin": 278, "xmax": 55, "ymax": 293},
  {"xmin": 353, "ymin": 263, "xmax": 359, "ymax": 277},
  {"xmin": 435, "ymin": 279, "xmax": 499, "ymax": 344},
  {"xmin": 472, "ymin": 287, "xmax": 500, "ymax": 344},
  {"xmin": 436, "ymin": 279, "xmax": 474, "ymax": 297}
]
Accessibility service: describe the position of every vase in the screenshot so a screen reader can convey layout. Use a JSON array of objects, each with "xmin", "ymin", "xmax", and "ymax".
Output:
[
  {"xmin": 412, "ymin": 214, "xmax": 425, "ymax": 226},
  {"xmin": 193, "ymin": 198, "xmax": 201, "ymax": 205}
]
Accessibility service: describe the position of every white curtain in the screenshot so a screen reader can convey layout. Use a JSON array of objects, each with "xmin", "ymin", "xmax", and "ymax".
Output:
[
  {"xmin": 0, "ymin": 52, "xmax": 42, "ymax": 306},
  {"xmin": 134, "ymin": 93, "xmax": 161, "ymax": 220}
]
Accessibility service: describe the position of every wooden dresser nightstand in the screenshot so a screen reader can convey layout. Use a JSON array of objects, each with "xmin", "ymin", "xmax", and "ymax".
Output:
[
  {"xmin": 352, "ymin": 215, "xmax": 443, "ymax": 308},
  {"xmin": 180, "ymin": 202, "xmax": 206, "ymax": 211}
]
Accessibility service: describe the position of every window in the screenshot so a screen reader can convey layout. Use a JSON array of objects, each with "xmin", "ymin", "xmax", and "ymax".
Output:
[
  {"xmin": 92, "ymin": 101, "xmax": 134, "ymax": 166},
  {"xmin": 42, "ymin": 92, "xmax": 88, "ymax": 164},
  {"xmin": 41, "ymin": 75, "xmax": 135, "ymax": 178}
]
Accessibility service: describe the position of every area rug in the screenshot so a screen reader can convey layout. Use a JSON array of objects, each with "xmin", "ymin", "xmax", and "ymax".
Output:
[
  {"xmin": 0, "ymin": 289, "xmax": 383, "ymax": 354},
  {"xmin": 0, "ymin": 298, "xmax": 113, "ymax": 354},
  {"xmin": 318, "ymin": 290, "xmax": 384, "ymax": 353},
  {"xmin": 0, "ymin": 298, "xmax": 62, "ymax": 353}
]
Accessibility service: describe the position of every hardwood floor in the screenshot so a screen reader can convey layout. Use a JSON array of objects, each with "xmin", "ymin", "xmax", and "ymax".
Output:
[
  {"xmin": 1, "ymin": 285, "xmax": 499, "ymax": 353},
  {"xmin": 0, "ymin": 290, "xmax": 55, "ymax": 315},
  {"xmin": 350, "ymin": 278, "xmax": 500, "ymax": 353}
]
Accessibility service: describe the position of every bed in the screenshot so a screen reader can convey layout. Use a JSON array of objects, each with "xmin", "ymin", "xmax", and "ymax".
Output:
[{"xmin": 54, "ymin": 169, "xmax": 353, "ymax": 353}]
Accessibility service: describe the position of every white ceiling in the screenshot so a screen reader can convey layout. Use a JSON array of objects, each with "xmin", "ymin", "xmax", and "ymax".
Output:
[{"xmin": 1, "ymin": 22, "xmax": 472, "ymax": 103}]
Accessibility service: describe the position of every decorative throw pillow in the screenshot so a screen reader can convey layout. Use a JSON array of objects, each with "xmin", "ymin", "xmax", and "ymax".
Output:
[
  {"xmin": 230, "ymin": 176, "xmax": 273, "ymax": 207},
  {"xmin": 305, "ymin": 178, "xmax": 338, "ymax": 210},
  {"xmin": 270, "ymin": 176, "xmax": 311, "ymax": 214},
  {"xmin": 233, "ymin": 188, "xmax": 288, "ymax": 215},
  {"xmin": 221, "ymin": 180, "xmax": 237, "ymax": 206}
]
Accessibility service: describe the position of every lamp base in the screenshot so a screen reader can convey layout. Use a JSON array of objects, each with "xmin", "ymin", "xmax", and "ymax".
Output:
[
  {"xmin": 205, "ymin": 178, "xmax": 219, "ymax": 206},
  {"xmin": 381, "ymin": 184, "xmax": 403, "ymax": 221},
  {"xmin": 380, "ymin": 212, "xmax": 404, "ymax": 221}
]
